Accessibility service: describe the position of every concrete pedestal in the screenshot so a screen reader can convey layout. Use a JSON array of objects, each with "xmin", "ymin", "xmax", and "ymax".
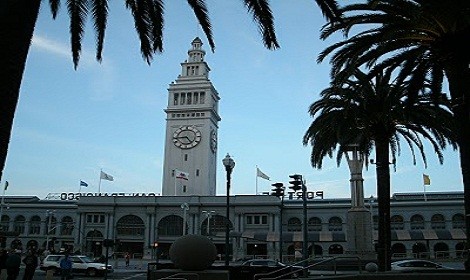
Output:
[{"xmin": 347, "ymin": 207, "xmax": 375, "ymax": 258}]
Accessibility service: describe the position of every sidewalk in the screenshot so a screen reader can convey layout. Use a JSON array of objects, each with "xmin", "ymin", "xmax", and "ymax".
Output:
[{"xmin": 110, "ymin": 258, "xmax": 157, "ymax": 272}]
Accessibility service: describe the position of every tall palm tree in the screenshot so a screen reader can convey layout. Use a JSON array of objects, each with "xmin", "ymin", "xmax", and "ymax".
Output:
[
  {"xmin": 317, "ymin": 0, "xmax": 470, "ymax": 257},
  {"xmin": 0, "ymin": 0, "xmax": 341, "ymax": 183},
  {"xmin": 303, "ymin": 69, "xmax": 456, "ymax": 270}
]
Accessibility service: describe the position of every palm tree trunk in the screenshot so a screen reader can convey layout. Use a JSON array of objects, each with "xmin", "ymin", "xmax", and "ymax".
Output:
[
  {"xmin": 375, "ymin": 138, "xmax": 391, "ymax": 271},
  {"xmin": 446, "ymin": 56, "xmax": 470, "ymax": 269},
  {"xmin": 0, "ymin": 0, "xmax": 41, "ymax": 182}
]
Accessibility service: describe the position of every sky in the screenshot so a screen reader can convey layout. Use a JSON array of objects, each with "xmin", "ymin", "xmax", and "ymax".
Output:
[{"xmin": 2, "ymin": 1, "xmax": 464, "ymax": 200}]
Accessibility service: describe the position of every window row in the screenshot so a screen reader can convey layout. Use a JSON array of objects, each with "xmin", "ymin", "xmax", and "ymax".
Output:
[
  {"xmin": 171, "ymin": 112, "xmax": 206, "ymax": 119},
  {"xmin": 388, "ymin": 213, "xmax": 465, "ymax": 230},
  {"xmin": 287, "ymin": 217, "xmax": 343, "ymax": 232},
  {"xmin": 173, "ymin": 92, "xmax": 205, "ymax": 106},
  {"xmin": 0, "ymin": 215, "xmax": 74, "ymax": 235}
]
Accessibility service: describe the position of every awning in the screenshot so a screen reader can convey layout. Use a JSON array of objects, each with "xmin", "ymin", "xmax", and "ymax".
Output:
[
  {"xmin": 389, "ymin": 229, "xmax": 466, "ymax": 241},
  {"xmin": 232, "ymin": 231, "xmax": 345, "ymax": 242}
]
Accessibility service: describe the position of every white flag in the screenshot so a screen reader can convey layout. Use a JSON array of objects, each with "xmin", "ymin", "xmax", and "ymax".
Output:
[
  {"xmin": 100, "ymin": 171, "xmax": 114, "ymax": 181},
  {"xmin": 256, "ymin": 168, "xmax": 270, "ymax": 181},
  {"xmin": 175, "ymin": 169, "xmax": 189, "ymax": 181}
]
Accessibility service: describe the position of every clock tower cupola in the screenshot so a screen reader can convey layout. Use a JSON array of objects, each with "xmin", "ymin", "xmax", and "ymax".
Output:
[{"xmin": 161, "ymin": 38, "xmax": 220, "ymax": 196}]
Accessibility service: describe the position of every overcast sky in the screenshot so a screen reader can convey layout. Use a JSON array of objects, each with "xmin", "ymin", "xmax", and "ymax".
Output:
[{"xmin": 2, "ymin": 1, "xmax": 463, "ymax": 200}]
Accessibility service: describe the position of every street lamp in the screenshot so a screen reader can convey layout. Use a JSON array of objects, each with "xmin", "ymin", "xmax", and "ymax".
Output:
[
  {"xmin": 222, "ymin": 153, "xmax": 235, "ymax": 266},
  {"xmin": 202, "ymin": 210, "xmax": 215, "ymax": 236},
  {"xmin": 45, "ymin": 210, "xmax": 55, "ymax": 253},
  {"xmin": 181, "ymin": 203, "xmax": 189, "ymax": 235}
]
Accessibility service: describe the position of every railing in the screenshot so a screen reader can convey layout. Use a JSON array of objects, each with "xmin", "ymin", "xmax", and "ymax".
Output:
[
  {"xmin": 254, "ymin": 256, "xmax": 364, "ymax": 280},
  {"xmin": 159, "ymin": 272, "xmax": 200, "ymax": 280}
]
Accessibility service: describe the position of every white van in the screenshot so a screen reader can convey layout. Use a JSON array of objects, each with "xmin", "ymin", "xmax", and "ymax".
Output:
[{"xmin": 40, "ymin": 254, "xmax": 113, "ymax": 276}]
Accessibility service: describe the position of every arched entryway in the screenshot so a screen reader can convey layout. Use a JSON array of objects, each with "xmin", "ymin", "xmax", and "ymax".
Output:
[
  {"xmin": 116, "ymin": 215, "xmax": 145, "ymax": 258},
  {"xmin": 308, "ymin": 244, "xmax": 323, "ymax": 257},
  {"xmin": 86, "ymin": 230, "xmax": 103, "ymax": 258},
  {"xmin": 433, "ymin": 242, "xmax": 449, "ymax": 258},
  {"xmin": 391, "ymin": 243, "xmax": 406, "ymax": 257},
  {"xmin": 412, "ymin": 242, "xmax": 427, "ymax": 258}
]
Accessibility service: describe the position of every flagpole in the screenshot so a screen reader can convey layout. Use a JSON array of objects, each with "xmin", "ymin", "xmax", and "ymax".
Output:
[
  {"xmin": 79, "ymin": 180, "xmax": 82, "ymax": 193},
  {"xmin": 255, "ymin": 166, "xmax": 258, "ymax": 195},
  {"xmin": 174, "ymin": 174, "xmax": 177, "ymax": 196},
  {"xmin": 0, "ymin": 182, "xmax": 6, "ymax": 223},
  {"xmin": 423, "ymin": 182, "xmax": 427, "ymax": 201},
  {"xmin": 99, "ymin": 169, "xmax": 103, "ymax": 193}
]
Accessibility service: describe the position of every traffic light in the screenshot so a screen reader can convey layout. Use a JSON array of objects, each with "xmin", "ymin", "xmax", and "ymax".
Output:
[
  {"xmin": 289, "ymin": 174, "xmax": 302, "ymax": 191},
  {"xmin": 270, "ymin": 183, "xmax": 285, "ymax": 198}
]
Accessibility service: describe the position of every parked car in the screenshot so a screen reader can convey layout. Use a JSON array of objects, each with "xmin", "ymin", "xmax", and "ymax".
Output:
[
  {"xmin": 391, "ymin": 260, "xmax": 454, "ymax": 272},
  {"xmin": 40, "ymin": 254, "xmax": 113, "ymax": 276},
  {"xmin": 237, "ymin": 259, "xmax": 304, "ymax": 279}
]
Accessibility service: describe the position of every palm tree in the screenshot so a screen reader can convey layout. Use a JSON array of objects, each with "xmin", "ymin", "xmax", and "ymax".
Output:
[
  {"xmin": 317, "ymin": 0, "xmax": 470, "ymax": 257},
  {"xmin": 303, "ymin": 69, "xmax": 456, "ymax": 270},
  {"xmin": 0, "ymin": 0, "xmax": 342, "ymax": 183}
]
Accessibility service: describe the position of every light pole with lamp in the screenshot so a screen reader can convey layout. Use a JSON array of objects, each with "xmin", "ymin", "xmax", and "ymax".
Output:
[
  {"xmin": 222, "ymin": 153, "xmax": 235, "ymax": 266},
  {"xmin": 45, "ymin": 210, "xmax": 55, "ymax": 253},
  {"xmin": 181, "ymin": 203, "xmax": 189, "ymax": 235},
  {"xmin": 202, "ymin": 210, "xmax": 215, "ymax": 236}
]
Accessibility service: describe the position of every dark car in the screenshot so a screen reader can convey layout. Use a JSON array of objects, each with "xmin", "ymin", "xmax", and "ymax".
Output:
[
  {"xmin": 238, "ymin": 259, "xmax": 304, "ymax": 279},
  {"xmin": 391, "ymin": 260, "xmax": 454, "ymax": 272}
]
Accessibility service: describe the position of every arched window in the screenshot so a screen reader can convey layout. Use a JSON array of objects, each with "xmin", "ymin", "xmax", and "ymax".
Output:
[
  {"xmin": 452, "ymin": 214, "xmax": 465, "ymax": 229},
  {"xmin": 158, "ymin": 215, "xmax": 185, "ymax": 236},
  {"xmin": 29, "ymin": 216, "xmax": 41, "ymax": 234},
  {"xmin": 60, "ymin": 216, "xmax": 74, "ymax": 235},
  {"xmin": 391, "ymin": 243, "xmax": 406, "ymax": 257},
  {"xmin": 308, "ymin": 217, "xmax": 322, "ymax": 232},
  {"xmin": 410, "ymin": 214, "xmax": 425, "ymax": 230},
  {"xmin": 434, "ymin": 242, "xmax": 449, "ymax": 258},
  {"xmin": 287, "ymin": 218, "xmax": 301, "ymax": 232},
  {"xmin": 0, "ymin": 215, "xmax": 10, "ymax": 232},
  {"xmin": 116, "ymin": 215, "xmax": 144, "ymax": 236},
  {"xmin": 431, "ymin": 214, "xmax": 446, "ymax": 229},
  {"xmin": 328, "ymin": 217, "xmax": 342, "ymax": 231},
  {"xmin": 13, "ymin": 215, "xmax": 25, "ymax": 234},
  {"xmin": 207, "ymin": 215, "xmax": 232, "ymax": 234},
  {"xmin": 390, "ymin": 215, "xmax": 404, "ymax": 230}
]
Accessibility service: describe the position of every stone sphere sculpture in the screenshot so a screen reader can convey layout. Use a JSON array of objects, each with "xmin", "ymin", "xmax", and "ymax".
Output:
[
  {"xmin": 365, "ymin": 262, "xmax": 378, "ymax": 273},
  {"xmin": 169, "ymin": 234, "xmax": 217, "ymax": 271}
]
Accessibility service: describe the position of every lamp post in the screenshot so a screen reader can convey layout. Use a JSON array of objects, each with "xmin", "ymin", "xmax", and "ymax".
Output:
[
  {"xmin": 45, "ymin": 210, "xmax": 55, "ymax": 253},
  {"xmin": 202, "ymin": 210, "xmax": 215, "ymax": 236},
  {"xmin": 222, "ymin": 153, "xmax": 235, "ymax": 266},
  {"xmin": 181, "ymin": 203, "xmax": 189, "ymax": 235}
]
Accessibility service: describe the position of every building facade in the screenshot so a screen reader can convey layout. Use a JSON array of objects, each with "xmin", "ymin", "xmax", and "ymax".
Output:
[
  {"xmin": 0, "ymin": 191, "xmax": 466, "ymax": 262},
  {"xmin": 0, "ymin": 39, "xmax": 466, "ymax": 263}
]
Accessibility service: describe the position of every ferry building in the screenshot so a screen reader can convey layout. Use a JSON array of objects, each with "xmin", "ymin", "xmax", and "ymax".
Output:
[{"xmin": 0, "ymin": 38, "xmax": 467, "ymax": 262}]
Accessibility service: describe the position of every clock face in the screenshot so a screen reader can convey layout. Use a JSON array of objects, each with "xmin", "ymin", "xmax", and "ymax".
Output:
[
  {"xmin": 173, "ymin": 126, "xmax": 202, "ymax": 149},
  {"xmin": 210, "ymin": 129, "xmax": 217, "ymax": 153}
]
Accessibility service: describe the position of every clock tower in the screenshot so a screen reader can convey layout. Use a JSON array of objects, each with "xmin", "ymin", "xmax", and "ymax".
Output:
[{"xmin": 161, "ymin": 38, "xmax": 220, "ymax": 196}]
